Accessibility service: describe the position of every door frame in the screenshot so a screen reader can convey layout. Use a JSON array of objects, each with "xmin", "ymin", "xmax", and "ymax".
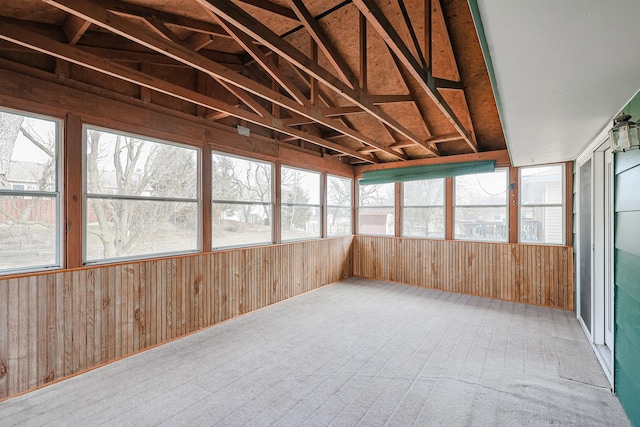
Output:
[{"xmin": 575, "ymin": 140, "xmax": 615, "ymax": 388}]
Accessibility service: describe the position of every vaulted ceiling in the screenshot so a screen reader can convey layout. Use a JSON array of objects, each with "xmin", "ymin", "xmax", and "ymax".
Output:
[{"xmin": 0, "ymin": 0, "xmax": 506, "ymax": 166}]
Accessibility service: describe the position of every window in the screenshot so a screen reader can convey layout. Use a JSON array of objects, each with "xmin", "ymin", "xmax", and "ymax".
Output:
[
  {"xmin": 358, "ymin": 182, "xmax": 395, "ymax": 236},
  {"xmin": 212, "ymin": 153, "xmax": 273, "ymax": 248},
  {"xmin": 0, "ymin": 109, "xmax": 61, "ymax": 273},
  {"xmin": 402, "ymin": 178, "xmax": 445, "ymax": 238},
  {"xmin": 454, "ymin": 169, "xmax": 508, "ymax": 242},
  {"xmin": 327, "ymin": 175, "xmax": 353, "ymax": 236},
  {"xmin": 281, "ymin": 166, "xmax": 321, "ymax": 241},
  {"xmin": 84, "ymin": 127, "xmax": 199, "ymax": 262},
  {"xmin": 520, "ymin": 164, "xmax": 564, "ymax": 244}
]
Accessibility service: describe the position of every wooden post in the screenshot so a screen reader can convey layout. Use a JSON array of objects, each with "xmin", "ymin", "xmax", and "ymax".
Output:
[
  {"xmin": 321, "ymin": 171, "xmax": 328, "ymax": 238},
  {"xmin": 201, "ymin": 144, "xmax": 212, "ymax": 252},
  {"xmin": 445, "ymin": 177, "xmax": 453, "ymax": 240},
  {"xmin": 274, "ymin": 160, "xmax": 282, "ymax": 244},
  {"xmin": 353, "ymin": 177, "xmax": 359, "ymax": 235},
  {"xmin": 509, "ymin": 166, "xmax": 519, "ymax": 243},
  {"xmin": 565, "ymin": 161, "xmax": 574, "ymax": 247},
  {"xmin": 395, "ymin": 182, "xmax": 402, "ymax": 237},
  {"xmin": 64, "ymin": 113, "xmax": 83, "ymax": 268}
]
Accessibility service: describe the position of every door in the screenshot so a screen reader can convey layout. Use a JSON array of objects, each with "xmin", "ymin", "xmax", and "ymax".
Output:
[
  {"xmin": 604, "ymin": 149, "xmax": 614, "ymax": 349},
  {"xmin": 578, "ymin": 159, "xmax": 592, "ymax": 333}
]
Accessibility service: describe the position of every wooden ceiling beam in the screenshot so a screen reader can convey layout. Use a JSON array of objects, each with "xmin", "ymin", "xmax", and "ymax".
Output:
[
  {"xmin": 141, "ymin": 16, "xmax": 183, "ymax": 43},
  {"xmin": 100, "ymin": 0, "xmax": 231, "ymax": 39},
  {"xmin": 434, "ymin": 77, "xmax": 463, "ymax": 90},
  {"xmin": 432, "ymin": 0, "xmax": 460, "ymax": 81},
  {"xmin": 235, "ymin": 0, "xmax": 298, "ymax": 21},
  {"xmin": 198, "ymin": 0, "xmax": 435, "ymax": 157},
  {"xmin": 369, "ymin": 94, "xmax": 414, "ymax": 104},
  {"xmin": 184, "ymin": 32, "xmax": 214, "ymax": 52},
  {"xmin": 358, "ymin": 12, "xmax": 367, "ymax": 91},
  {"xmin": 63, "ymin": 14, "xmax": 90, "ymax": 45},
  {"xmin": 287, "ymin": 0, "xmax": 358, "ymax": 89},
  {"xmin": 41, "ymin": 0, "xmax": 404, "ymax": 160},
  {"xmin": 0, "ymin": 18, "xmax": 374, "ymax": 163},
  {"xmin": 353, "ymin": 0, "xmax": 478, "ymax": 153},
  {"xmin": 324, "ymin": 106, "xmax": 364, "ymax": 117},
  {"xmin": 214, "ymin": 17, "xmax": 310, "ymax": 106},
  {"xmin": 138, "ymin": 17, "xmax": 269, "ymax": 118},
  {"xmin": 425, "ymin": 132, "xmax": 462, "ymax": 144},
  {"xmin": 394, "ymin": 0, "xmax": 427, "ymax": 70},
  {"xmin": 384, "ymin": 45, "xmax": 438, "ymax": 155},
  {"xmin": 424, "ymin": 0, "xmax": 432, "ymax": 70}
]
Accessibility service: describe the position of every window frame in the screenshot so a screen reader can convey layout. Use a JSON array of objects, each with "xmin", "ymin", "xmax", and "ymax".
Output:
[
  {"xmin": 211, "ymin": 151, "xmax": 274, "ymax": 249},
  {"xmin": 82, "ymin": 124, "xmax": 201, "ymax": 264},
  {"xmin": 518, "ymin": 163, "xmax": 566, "ymax": 245},
  {"xmin": 357, "ymin": 181, "xmax": 396, "ymax": 236},
  {"xmin": 280, "ymin": 165, "xmax": 322, "ymax": 242},
  {"xmin": 401, "ymin": 178, "xmax": 445, "ymax": 239},
  {"xmin": 326, "ymin": 174, "xmax": 353, "ymax": 237},
  {"xmin": 453, "ymin": 168, "xmax": 509, "ymax": 242},
  {"xmin": 0, "ymin": 107, "xmax": 63, "ymax": 276}
]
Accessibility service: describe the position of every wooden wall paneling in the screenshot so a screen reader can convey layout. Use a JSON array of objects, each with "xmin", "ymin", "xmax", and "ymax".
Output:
[
  {"xmin": 7, "ymin": 279, "xmax": 19, "ymax": 396},
  {"xmin": 85, "ymin": 268, "xmax": 95, "ymax": 370},
  {"xmin": 353, "ymin": 236, "xmax": 573, "ymax": 309},
  {"xmin": 0, "ymin": 237, "xmax": 353, "ymax": 401},
  {"xmin": 0, "ymin": 278, "xmax": 7, "ymax": 399}
]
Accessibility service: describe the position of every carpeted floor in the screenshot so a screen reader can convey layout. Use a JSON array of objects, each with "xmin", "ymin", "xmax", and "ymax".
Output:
[{"xmin": 0, "ymin": 278, "xmax": 630, "ymax": 426}]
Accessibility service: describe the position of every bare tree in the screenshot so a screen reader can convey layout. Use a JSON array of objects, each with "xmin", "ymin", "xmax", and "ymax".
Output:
[
  {"xmin": 0, "ymin": 112, "xmax": 24, "ymax": 189},
  {"xmin": 86, "ymin": 130, "xmax": 197, "ymax": 259}
]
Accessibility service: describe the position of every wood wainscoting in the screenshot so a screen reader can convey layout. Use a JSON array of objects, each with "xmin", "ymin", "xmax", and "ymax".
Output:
[
  {"xmin": 353, "ymin": 236, "xmax": 573, "ymax": 310},
  {"xmin": 0, "ymin": 236, "xmax": 353, "ymax": 401}
]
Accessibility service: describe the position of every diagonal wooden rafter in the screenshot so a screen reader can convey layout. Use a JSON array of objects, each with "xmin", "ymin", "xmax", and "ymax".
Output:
[
  {"xmin": 282, "ymin": 59, "xmax": 369, "ymax": 149},
  {"xmin": 42, "ymin": 0, "xmax": 405, "ymax": 160},
  {"xmin": 198, "ymin": 0, "xmax": 438, "ymax": 157},
  {"xmin": 0, "ymin": 18, "xmax": 375, "ymax": 163},
  {"xmin": 63, "ymin": 14, "xmax": 90, "ymax": 45},
  {"xmin": 100, "ymin": 0, "xmax": 231, "ymax": 39},
  {"xmin": 235, "ymin": 0, "xmax": 298, "ymax": 21},
  {"xmin": 136, "ymin": 15, "xmax": 271, "ymax": 118},
  {"xmin": 352, "ymin": 0, "xmax": 478, "ymax": 153},
  {"xmin": 141, "ymin": 15, "xmax": 182, "ymax": 43},
  {"xmin": 214, "ymin": 17, "xmax": 310, "ymax": 106},
  {"xmin": 287, "ymin": 0, "xmax": 358, "ymax": 89},
  {"xmin": 386, "ymin": 44, "xmax": 433, "ymax": 138}
]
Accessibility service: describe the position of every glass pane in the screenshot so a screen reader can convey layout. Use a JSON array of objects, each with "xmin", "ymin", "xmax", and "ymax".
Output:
[
  {"xmin": 327, "ymin": 206, "xmax": 352, "ymax": 236},
  {"xmin": 86, "ymin": 199, "xmax": 198, "ymax": 261},
  {"xmin": 403, "ymin": 178, "xmax": 444, "ymax": 206},
  {"xmin": 520, "ymin": 165, "xmax": 563, "ymax": 205},
  {"xmin": 86, "ymin": 128, "xmax": 197, "ymax": 199},
  {"xmin": 282, "ymin": 167, "xmax": 320, "ymax": 205},
  {"xmin": 281, "ymin": 205, "xmax": 321, "ymax": 240},
  {"xmin": 0, "ymin": 195, "xmax": 57, "ymax": 270},
  {"xmin": 455, "ymin": 207, "xmax": 507, "ymax": 241},
  {"xmin": 327, "ymin": 175, "xmax": 352, "ymax": 206},
  {"xmin": 212, "ymin": 203, "xmax": 272, "ymax": 248},
  {"xmin": 402, "ymin": 207, "xmax": 445, "ymax": 238},
  {"xmin": 455, "ymin": 170, "xmax": 507, "ymax": 206},
  {"xmin": 1, "ymin": 111, "xmax": 58, "ymax": 192},
  {"xmin": 359, "ymin": 182, "xmax": 394, "ymax": 206},
  {"xmin": 358, "ymin": 206, "xmax": 394, "ymax": 236},
  {"xmin": 212, "ymin": 153, "xmax": 272, "ymax": 203},
  {"xmin": 520, "ymin": 206, "xmax": 564, "ymax": 244}
]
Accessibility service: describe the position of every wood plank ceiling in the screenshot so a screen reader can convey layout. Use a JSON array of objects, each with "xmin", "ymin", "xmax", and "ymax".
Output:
[{"xmin": 0, "ymin": 0, "xmax": 506, "ymax": 165}]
